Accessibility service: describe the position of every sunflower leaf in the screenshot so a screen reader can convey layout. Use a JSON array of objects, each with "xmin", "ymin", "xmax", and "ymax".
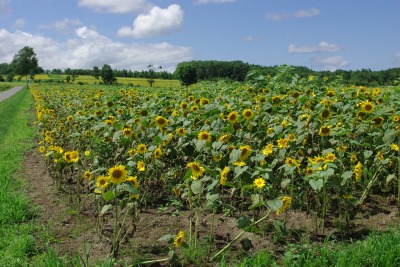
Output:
[
  {"xmin": 100, "ymin": 204, "xmax": 113, "ymax": 216},
  {"xmin": 229, "ymin": 149, "xmax": 242, "ymax": 163},
  {"xmin": 267, "ymin": 199, "xmax": 283, "ymax": 211},
  {"xmin": 236, "ymin": 216, "xmax": 252, "ymax": 229},
  {"xmin": 191, "ymin": 180, "xmax": 203, "ymax": 195}
]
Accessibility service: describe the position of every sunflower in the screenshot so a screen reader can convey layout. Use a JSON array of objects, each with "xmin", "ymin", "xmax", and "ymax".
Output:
[
  {"xmin": 227, "ymin": 111, "xmax": 239, "ymax": 124},
  {"xmin": 361, "ymin": 100, "xmax": 374, "ymax": 113},
  {"xmin": 108, "ymin": 165, "xmax": 128, "ymax": 184},
  {"xmin": 127, "ymin": 176, "xmax": 139, "ymax": 188},
  {"xmin": 353, "ymin": 162, "xmax": 363, "ymax": 181},
  {"xmin": 139, "ymin": 109, "xmax": 148, "ymax": 116},
  {"xmin": 242, "ymin": 109, "xmax": 254, "ymax": 120},
  {"xmin": 191, "ymin": 105, "xmax": 199, "ymax": 112},
  {"xmin": 155, "ymin": 116, "xmax": 168, "ymax": 128},
  {"xmin": 96, "ymin": 175, "xmax": 109, "ymax": 189},
  {"xmin": 83, "ymin": 170, "xmax": 92, "ymax": 180},
  {"xmin": 174, "ymin": 230, "xmax": 185, "ymax": 248},
  {"xmin": 393, "ymin": 115, "xmax": 400, "ymax": 123},
  {"xmin": 376, "ymin": 151, "xmax": 384, "ymax": 161},
  {"xmin": 326, "ymin": 90, "xmax": 335, "ymax": 97},
  {"xmin": 219, "ymin": 134, "xmax": 231, "ymax": 143},
  {"xmin": 276, "ymin": 196, "xmax": 292, "ymax": 215},
  {"xmin": 285, "ymin": 157, "xmax": 300, "ymax": 167},
  {"xmin": 176, "ymin": 127, "xmax": 187, "ymax": 137},
  {"xmin": 137, "ymin": 143, "xmax": 147, "ymax": 154},
  {"xmin": 390, "ymin": 143, "xmax": 399, "ymax": 151},
  {"xmin": 320, "ymin": 109, "xmax": 332, "ymax": 120},
  {"xmin": 239, "ymin": 145, "xmax": 252, "ymax": 161},
  {"xmin": 371, "ymin": 116, "xmax": 384, "ymax": 127},
  {"xmin": 153, "ymin": 147, "xmax": 163, "ymax": 158},
  {"xmin": 180, "ymin": 102, "xmax": 188, "ymax": 109},
  {"xmin": 128, "ymin": 149, "xmax": 137, "ymax": 157},
  {"xmin": 350, "ymin": 154, "xmax": 358, "ymax": 163},
  {"xmin": 253, "ymin": 177, "xmax": 266, "ymax": 189},
  {"xmin": 187, "ymin": 162, "xmax": 205, "ymax": 179},
  {"xmin": 200, "ymin": 98, "xmax": 210, "ymax": 106},
  {"xmin": 277, "ymin": 138, "xmax": 289, "ymax": 149},
  {"xmin": 63, "ymin": 150, "xmax": 79, "ymax": 163},
  {"xmin": 67, "ymin": 115, "xmax": 74, "ymax": 122},
  {"xmin": 198, "ymin": 131, "xmax": 212, "ymax": 143},
  {"xmin": 318, "ymin": 125, "xmax": 331, "ymax": 137},
  {"xmin": 305, "ymin": 167, "xmax": 314, "ymax": 176},
  {"xmin": 137, "ymin": 161, "xmax": 145, "ymax": 172},
  {"xmin": 38, "ymin": 146, "xmax": 45, "ymax": 153},
  {"xmin": 220, "ymin": 166, "xmax": 229, "ymax": 186},
  {"xmin": 122, "ymin": 127, "xmax": 133, "ymax": 138},
  {"xmin": 234, "ymin": 161, "xmax": 246, "ymax": 166},
  {"xmin": 325, "ymin": 152, "xmax": 336, "ymax": 163},
  {"xmin": 287, "ymin": 133, "xmax": 296, "ymax": 142}
]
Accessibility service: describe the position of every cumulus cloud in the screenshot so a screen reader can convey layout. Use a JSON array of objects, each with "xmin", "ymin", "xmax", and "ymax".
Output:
[
  {"xmin": 394, "ymin": 53, "xmax": 400, "ymax": 64},
  {"xmin": 311, "ymin": 56, "xmax": 349, "ymax": 71},
  {"xmin": 0, "ymin": 27, "xmax": 192, "ymax": 72},
  {"xmin": 288, "ymin": 41, "xmax": 342, "ymax": 54},
  {"xmin": 117, "ymin": 4, "xmax": 184, "ymax": 38},
  {"xmin": 77, "ymin": 0, "xmax": 152, "ymax": 13},
  {"xmin": 39, "ymin": 18, "xmax": 82, "ymax": 34},
  {"xmin": 266, "ymin": 7, "xmax": 319, "ymax": 20},
  {"xmin": 194, "ymin": 0, "xmax": 236, "ymax": 4}
]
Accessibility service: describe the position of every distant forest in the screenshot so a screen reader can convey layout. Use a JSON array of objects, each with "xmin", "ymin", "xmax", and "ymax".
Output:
[{"xmin": 1, "ymin": 60, "xmax": 399, "ymax": 86}]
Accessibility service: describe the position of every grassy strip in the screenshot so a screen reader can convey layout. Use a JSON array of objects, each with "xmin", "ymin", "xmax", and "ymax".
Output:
[
  {"xmin": 222, "ymin": 229, "xmax": 400, "ymax": 267},
  {"xmin": 0, "ymin": 88, "xmax": 37, "ymax": 266},
  {"xmin": 0, "ymin": 84, "xmax": 13, "ymax": 92}
]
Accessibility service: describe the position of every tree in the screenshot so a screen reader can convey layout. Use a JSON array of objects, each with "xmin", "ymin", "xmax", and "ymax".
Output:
[
  {"xmin": 101, "ymin": 64, "xmax": 116, "ymax": 85},
  {"xmin": 147, "ymin": 65, "xmax": 162, "ymax": 87},
  {"xmin": 174, "ymin": 62, "xmax": 198, "ymax": 86},
  {"xmin": 11, "ymin": 46, "xmax": 39, "ymax": 88},
  {"xmin": 92, "ymin": 66, "xmax": 100, "ymax": 80}
]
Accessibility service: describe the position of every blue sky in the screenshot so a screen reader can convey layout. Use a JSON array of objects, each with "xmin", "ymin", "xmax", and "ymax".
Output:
[{"xmin": 0, "ymin": 0, "xmax": 399, "ymax": 72}]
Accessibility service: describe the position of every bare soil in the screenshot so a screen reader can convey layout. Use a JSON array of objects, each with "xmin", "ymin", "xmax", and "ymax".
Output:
[{"xmin": 21, "ymin": 147, "xmax": 400, "ymax": 266}]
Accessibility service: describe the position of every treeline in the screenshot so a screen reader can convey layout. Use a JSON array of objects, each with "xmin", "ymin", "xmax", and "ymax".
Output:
[{"xmin": 174, "ymin": 60, "xmax": 400, "ymax": 86}]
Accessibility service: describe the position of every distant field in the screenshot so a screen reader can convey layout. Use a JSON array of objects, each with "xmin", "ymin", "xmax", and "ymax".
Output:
[{"xmin": 23, "ymin": 74, "xmax": 180, "ymax": 87}]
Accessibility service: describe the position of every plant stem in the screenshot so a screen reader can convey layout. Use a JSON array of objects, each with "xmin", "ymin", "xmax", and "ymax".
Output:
[
  {"xmin": 359, "ymin": 165, "xmax": 383, "ymax": 205},
  {"xmin": 210, "ymin": 208, "xmax": 271, "ymax": 262}
]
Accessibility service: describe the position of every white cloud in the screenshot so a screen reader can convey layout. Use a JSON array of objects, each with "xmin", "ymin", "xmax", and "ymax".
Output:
[
  {"xmin": 195, "ymin": 0, "xmax": 236, "ymax": 4},
  {"xmin": 39, "ymin": 18, "xmax": 82, "ymax": 34},
  {"xmin": 293, "ymin": 8, "xmax": 320, "ymax": 18},
  {"xmin": 77, "ymin": 0, "xmax": 152, "ymax": 13},
  {"xmin": 311, "ymin": 56, "xmax": 349, "ymax": 71},
  {"xmin": 117, "ymin": 4, "xmax": 184, "ymax": 38},
  {"xmin": 394, "ymin": 52, "xmax": 400, "ymax": 64},
  {"xmin": 0, "ymin": 0, "xmax": 10, "ymax": 15},
  {"xmin": 0, "ymin": 27, "xmax": 192, "ymax": 72},
  {"xmin": 288, "ymin": 41, "xmax": 342, "ymax": 54},
  {"xmin": 13, "ymin": 18, "xmax": 25, "ymax": 29},
  {"xmin": 266, "ymin": 7, "xmax": 320, "ymax": 20}
]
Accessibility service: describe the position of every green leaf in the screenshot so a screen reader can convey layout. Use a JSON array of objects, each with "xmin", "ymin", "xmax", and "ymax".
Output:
[
  {"xmin": 341, "ymin": 171, "xmax": 353, "ymax": 186},
  {"xmin": 236, "ymin": 216, "xmax": 252, "ymax": 229},
  {"xmin": 206, "ymin": 179, "xmax": 219, "ymax": 191},
  {"xmin": 386, "ymin": 174, "xmax": 396, "ymax": 185},
  {"xmin": 195, "ymin": 139, "xmax": 207, "ymax": 151},
  {"xmin": 183, "ymin": 169, "xmax": 192, "ymax": 180},
  {"xmin": 102, "ymin": 190, "xmax": 120, "ymax": 202},
  {"xmin": 118, "ymin": 182, "xmax": 139, "ymax": 195},
  {"xmin": 274, "ymin": 125, "xmax": 283, "ymax": 134},
  {"xmin": 234, "ymin": 166, "xmax": 248, "ymax": 178},
  {"xmin": 100, "ymin": 204, "xmax": 113, "ymax": 216},
  {"xmin": 212, "ymin": 141, "xmax": 224, "ymax": 150},
  {"xmin": 229, "ymin": 149, "xmax": 242, "ymax": 163},
  {"xmin": 363, "ymin": 150, "xmax": 373, "ymax": 159},
  {"xmin": 157, "ymin": 234, "xmax": 173, "ymax": 242},
  {"xmin": 191, "ymin": 180, "xmax": 203, "ymax": 195},
  {"xmin": 267, "ymin": 199, "xmax": 283, "ymax": 211},
  {"xmin": 281, "ymin": 178, "xmax": 291, "ymax": 189},
  {"xmin": 309, "ymin": 178, "xmax": 324, "ymax": 191},
  {"xmin": 383, "ymin": 130, "xmax": 395, "ymax": 144},
  {"xmin": 112, "ymin": 130, "xmax": 122, "ymax": 142},
  {"xmin": 206, "ymin": 192, "xmax": 220, "ymax": 203}
]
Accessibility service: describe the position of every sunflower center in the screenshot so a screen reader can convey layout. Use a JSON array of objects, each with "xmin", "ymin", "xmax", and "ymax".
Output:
[
  {"xmin": 158, "ymin": 118, "xmax": 166, "ymax": 124},
  {"xmin": 112, "ymin": 170, "xmax": 122, "ymax": 179},
  {"xmin": 192, "ymin": 164, "xmax": 200, "ymax": 172}
]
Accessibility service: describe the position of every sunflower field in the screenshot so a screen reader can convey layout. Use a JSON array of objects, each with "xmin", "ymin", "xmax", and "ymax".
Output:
[{"xmin": 31, "ymin": 67, "xmax": 399, "ymax": 263}]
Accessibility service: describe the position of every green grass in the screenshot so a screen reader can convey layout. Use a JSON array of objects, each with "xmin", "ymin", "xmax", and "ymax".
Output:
[
  {"xmin": 221, "ymin": 229, "xmax": 400, "ymax": 267},
  {"xmin": 0, "ymin": 87, "xmax": 37, "ymax": 266}
]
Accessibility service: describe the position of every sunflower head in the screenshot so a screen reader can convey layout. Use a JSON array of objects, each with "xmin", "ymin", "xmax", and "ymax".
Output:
[
  {"xmin": 227, "ymin": 111, "xmax": 239, "ymax": 124},
  {"xmin": 176, "ymin": 127, "xmax": 187, "ymax": 137},
  {"xmin": 242, "ymin": 109, "xmax": 254, "ymax": 120},
  {"xmin": 187, "ymin": 162, "xmax": 205, "ymax": 179},
  {"xmin": 137, "ymin": 143, "xmax": 147, "ymax": 154},
  {"xmin": 253, "ymin": 177, "xmax": 266, "ymax": 189},
  {"xmin": 320, "ymin": 109, "xmax": 332, "ymax": 120},
  {"xmin": 155, "ymin": 116, "xmax": 168, "ymax": 128},
  {"xmin": 318, "ymin": 125, "xmax": 331, "ymax": 137},
  {"xmin": 108, "ymin": 165, "xmax": 128, "ymax": 184},
  {"xmin": 173, "ymin": 231, "xmax": 185, "ymax": 248},
  {"xmin": 239, "ymin": 145, "xmax": 252, "ymax": 161},
  {"xmin": 361, "ymin": 100, "xmax": 374, "ymax": 113},
  {"xmin": 371, "ymin": 116, "xmax": 384, "ymax": 127},
  {"xmin": 198, "ymin": 131, "xmax": 212, "ymax": 143},
  {"xmin": 96, "ymin": 175, "xmax": 109, "ymax": 189}
]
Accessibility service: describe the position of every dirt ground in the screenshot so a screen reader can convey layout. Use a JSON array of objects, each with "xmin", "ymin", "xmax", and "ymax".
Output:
[{"xmin": 21, "ymin": 147, "xmax": 400, "ymax": 266}]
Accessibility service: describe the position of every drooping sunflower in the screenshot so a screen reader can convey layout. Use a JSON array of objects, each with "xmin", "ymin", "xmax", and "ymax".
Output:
[
  {"xmin": 276, "ymin": 196, "xmax": 292, "ymax": 215},
  {"xmin": 242, "ymin": 109, "xmax": 254, "ymax": 120},
  {"xmin": 153, "ymin": 147, "xmax": 163, "ymax": 158},
  {"xmin": 219, "ymin": 134, "xmax": 231, "ymax": 143},
  {"xmin": 198, "ymin": 131, "xmax": 212, "ymax": 143},
  {"xmin": 361, "ymin": 100, "xmax": 374, "ymax": 113},
  {"xmin": 96, "ymin": 175, "xmax": 109, "ymax": 189},
  {"xmin": 239, "ymin": 145, "xmax": 252, "ymax": 161},
  {"xmin": 137, "ymin": 143, "xmax": 147, "ymax": 154},
  {"xmin": 390, "ymin": 143, "xmax": 399, "ymax": 151},
  {"xmin": 108, "ymin": 165, "xmax": 128, "ymax": 184},
  {"xmin": 376, "ymin": 151, "xmax": 384, "ymax": 161},
  {"xmin": 253, "ymin": 177, "xmax": 266, "ymax": 189},
  {"xmin": 137, "ymin": 161, "xmax": 145, "ymax": 172},
  {"xmin": 220, "ymin": 166, "xmax": 229, "ymax": 186},
  {"xmin": 155, "ymin": 116, "xmax": 168, "ymax": 128},
  {"xmin": 318, "ymin": 125, "xmax": 331, "ymax": 136},
  {"xmin": 173, "ymin": 230, "xmax": 185, "ymax": 248},
  {"xmin": 277, "ymin": 138, "xmax": 289, "ymax": 149},
  {"xmin": 353, "ymin": 162, "xmax": 363, "ymax": 181},
  {"xmin": 371, "ymin": 116, "xmax": 384, "ymax": 127},
  {"xmin": 227, "ymin": 111, "xmax": 239, "ymax": 124},
  {"xmin": 187, "ymin": 162, "xmax": 205, "ymax": 179},
  {"xmin": 262, "ymin": 143, "xmax": 274, "ymax": 156},
  {"xmin": 127, "ymin": 176, "xmax": 139, "ymax": 188}
]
